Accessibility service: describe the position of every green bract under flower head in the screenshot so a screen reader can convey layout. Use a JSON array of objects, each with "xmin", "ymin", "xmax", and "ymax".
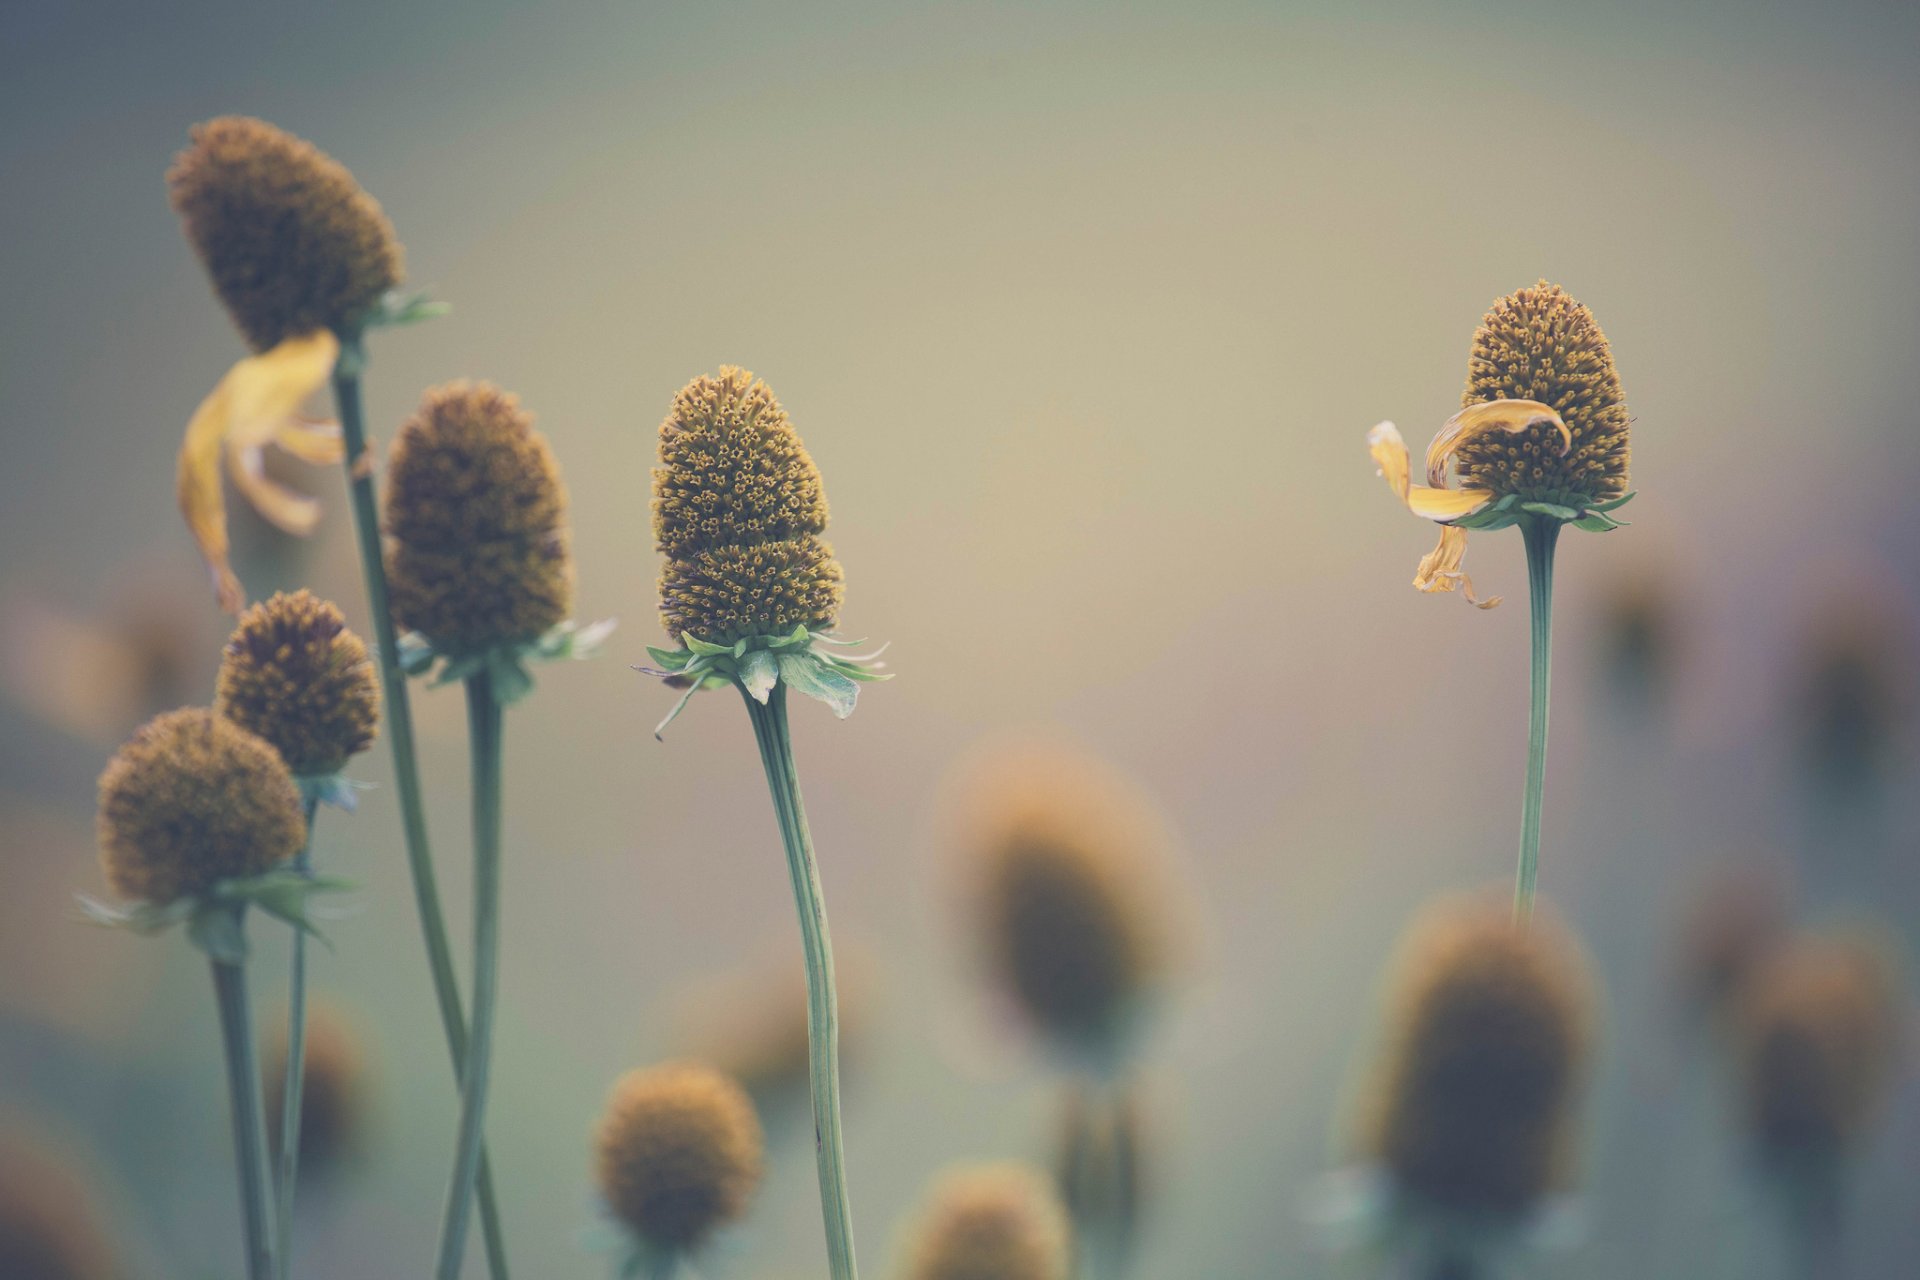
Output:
[
  {"xmin": 216, "ymin": 589, "xmax": 379, "ymax": 778},
  {"xmin": 168, "ymin": 116, "xmax": 403, "ymax": 351},
  {"xmin": 96, "ymin": 708, "xmax": 306, "ymax": 905}
]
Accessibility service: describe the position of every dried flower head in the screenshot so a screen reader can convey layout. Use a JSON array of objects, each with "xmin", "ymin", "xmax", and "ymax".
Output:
[
  {"xmin": 900, "ymin": 1163, "xmax": 1072, "ymax": 1280},
  {"xmin": 653, "ymin": 368, "xmax": 842, "ymax": 644},
  {"xmin": 0, "ymin": 1141, "xmax": 120, "ymax": 1280},
  {"xmin": 264, "ymin": 1001, "xmax": 369, "ymax": 1177},
  {"xmin": 959, "ymin": 739, "xmax": 1178, "ymax": 1056},
  {"xmin": 1736, "ymin": 932, "xmax": 1903, "ymax": 1169},
  {"xmin": 216, "ymin": 590, "xmax": 379, "ymax": 777},
  {"xmin": 385, "ymin": 382, "xmax": 573, "ymax": 654},
  {"xmin": 1361, "ymin": 894, "xmax": 1595, "ymax": 1220},
  {"xmin": 594, "ymin": 1062, "xmax": 764, "ymax": 1254},
  {"xmin": 96, "ymin": 708, "xmax": 305, "ymax": 905},
  {"xmin": 168, "ymin": 116, "xmax": 402, "ymax": 351}
]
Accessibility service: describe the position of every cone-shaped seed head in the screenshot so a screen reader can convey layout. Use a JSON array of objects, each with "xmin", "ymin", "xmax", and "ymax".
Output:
[
  {"xmin": 1361, "ymin": 894, "xmax": 1595, "ymax": 1220},
  {"xmin": 899, "ymin": 1162, "xmax": 1072, "ymax": 1280},
  {"xmin": 96, "ymin": 708, "xmax": 305, "ymax": 904},
  {"xmin": 264, "ymin": 1000, "xmax": 369, "ymax": 1177},
  {"xmin": 594, "ymin": 1062, "xmax": 764, "ymax": 1254},
  {"xmin": 385, "ymin": 381, "xmax": 573, "ymax": 653},
  {"xmin": 216, "ymin": 590, "xmax": 379, "ymax": 777},
  {"xmin": 1736, "ymin": 932, "xmax": 1903, "ymax": 1167},
  {"xmin": 0, "ymin": 1142, "xmax": 120, "ymax": 1280},
  {"xmin": 168, "ymin": 116, "xmax": 402, "ymax": 351},
  {"xmin": 1454, "ymin": 280, "xmax": 1629, "ymax": 503},
  {"xmin": 652, "ymin": 368, "xmax": 842, "ymax": 643}
]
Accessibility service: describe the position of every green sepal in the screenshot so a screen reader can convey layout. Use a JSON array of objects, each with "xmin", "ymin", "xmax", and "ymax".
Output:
[
  {"xmin": 486, "ymin": 649, "xmax": 536, "ymax": 706},
  {"xmin": 1573, "ymin": 510, "xmax": 1629, "ymax": 532},
  {"xmin": 643, "ymin": 628, "xmax": 890, "ymax": 736},
  {"xmin": 364, "ymin": 288, "xmax": 450, "ymax": 331},
  {"xmin": 1449, "ymin": 506, "xmax": 1521, "ymax": 532},
  {"xmin": 397, "ymin": 631, "xmax": 436, "ymax": 676},
  {"xmin": 1519, "ymin": 501, "xmax": 1583, "ymax": 521},
  {"xmin": 1587, "ymin": 490, "xmax": 1637, "ymax": 513},
  {"xmin": 75, "ymin": 870, "xmax": 353, "ymax": 961},
  {"xmin": 74, "ymin": 894, "xmax": 193, "ymax": 937},
  {"xmin": 739, "ymin": 648, "xmax": 779, "ymax": 704},
  {"xmin": 684, "ymin": 634, "xmax": 732, "ymax": 657},
  {"xmin": 212, "ymin": 871, "xmax": 354, "ymax": 947},
  {"xmin": 298, "ymin": 773, "xmax": 367, "ymax": 814},
  {"xmin": 406, "ymin": 617, "xmax": 616, "ymax": 701},
  {"xmin": 777, "ymin": 650, "xmax": 859, "ymax": 718},
  {"xmin": 188, "ymin": 903, "xmax": 249, "ymax": 964}
]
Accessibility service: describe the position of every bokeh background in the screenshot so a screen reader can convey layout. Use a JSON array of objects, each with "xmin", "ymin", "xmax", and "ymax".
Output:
[{"xmin": 4, "ymin": 1, "xmax": 1919, "ymax": 1276}]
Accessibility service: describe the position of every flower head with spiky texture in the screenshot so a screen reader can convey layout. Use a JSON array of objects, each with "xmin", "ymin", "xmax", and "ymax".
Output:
[
  {"xmin": 899, "ymin": 1163, "xmax": 1072, "ymax": 1280},
  {"xmin": 217, "ymin": 590, "xmax": 379, "ymax": 780},
  {"xmin": 1367, "ymin": 281, "xmax": 1633, "ymax": 607},
  {"xmin": 644, "ymin": 368, "xmax": 885, "ymax": 729},
  {"xmin": 1359, "ymin": 894, "xmax": 1595, "ymax": 1223},
  {"xmin": 594, "ymin": 1061, "xmax": 764, "ymax": 1259}
]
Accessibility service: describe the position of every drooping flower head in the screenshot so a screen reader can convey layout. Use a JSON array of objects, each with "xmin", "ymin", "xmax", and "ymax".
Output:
[
  {"xmin": 898, "ymin": 1163, "xmax": 1072, "ymax": 1280},
  {"xmin": 385, "ymin": 382, "xmax": 573, "ymax": 657},
  {"xmin": 593, "ymin": 1061, "xmax": 765, "ymax": 1257},
  {"xmin": 96, "ymin": 708, "xmax": 306, "ymax": 905},
  {"xmin": 652, "ymin": 368, "xmax": 843, "ymax": 645},
  {"xmin": 216, "ymin": 590, "xmax": 379, "ymax": 778},
  {"xmin": 1359, "ymin": 894, "xmax": 1595, "ymax": 1222},
  {"xmin": 265, "ymin": 999, "xmax": 370, "ymax": 1178},
  {"xmin": 1367, "ymin": 281, "xmax": 1631, "ymax": 606}
]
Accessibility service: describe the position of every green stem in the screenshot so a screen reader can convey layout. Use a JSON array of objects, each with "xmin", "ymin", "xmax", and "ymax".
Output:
[
  {"xmin": 1513, "ymin": 517, "xmax": 1560, "ymax": 921},
  {"xmin": 435, "ymin": 670, "xmax": 505, "ymax": 1280},
  {"xmin": 211, "ymin": 907, "xmax": 277, "ymax": 1280},
  {"xmin": 741, "ymin": 685, "xmax": 860, "ymax": 1280},
  {"xmin": 331, "ymin": 339, "xmax": 511, "ymax": 1278},
  {"xmin": 273, "ymin": 796, "xmax": 320, "ymax": 1280}
]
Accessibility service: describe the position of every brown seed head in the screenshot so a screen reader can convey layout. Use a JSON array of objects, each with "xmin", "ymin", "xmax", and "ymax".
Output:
[
  {"xmin": 168, "ymin": 116, "xmax": 402, "ymax": 351},
  {"xmin": 1361, "ymin": 894, "xmax": 1595, "ymax": 1220},
  {"xmin": 96, "ymin": 708, "xmax": 305, "ymax": 905},
  {"xmin": 652, "ymin": 368, "xmax": 843, "ymax": 643},
  {"xmin": 900, "ymin": 1163, "xmax": 1072, "ymax": 1280},
  {"xmin": 264, "ymin": 1000, "xmax": 369, "ymax": 1177},
  {"xmin": 1792, "ymin": 593, "xmax": 1915, "ymax": 789},
  {"xmin": 216, "ymin": 590, "xmax": 379, "ymax": 777},
  {"xmin": 1736, "ymin": 932, "xmax": 1904, "ymax": 1167},
  {"xmin": 1454, "ymin": 280, "xmax": 1629, "ymax": 504},
  {"xmin": 960, "ymin": 740, "xmax": 1177, "ymax": 1055},
  {"xmin": 0, "ymin": 1141, "xmax": 120, "ymax": 1280},
  {"xmin": 384, "ymin": 382, "xmax": 573, "ymax": 653},
  {"xmin": 594, "ymin": 1062, "xmax": 764, "ymax": 1254},
  {"xmin": 1675, "ymin": 861, "xmax": 1791, "ymax": 1019}
]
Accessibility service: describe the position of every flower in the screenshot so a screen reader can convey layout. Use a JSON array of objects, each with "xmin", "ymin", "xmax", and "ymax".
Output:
[
  {"xmin": 264, "ymin": 1000, "xmax": 370, "ymax": 1178},
  {"xmin": 1358, "ymin": 893, "xmax": 1595, "ymax": 1221},
  {"xmin": 384, "ymin": 382, "xmax": 573, "ymax": 656},
  {"xmin": 898, "ymin": 1163, "xmax": 1072, "ymax": 1280},
  {"xmin": 216, "ymin": 590, "xmax": 379, "ymax": 778},
  {"xmin": 1368, "ymin": 281, "xmax": 1631, "ymax": 606},
  {"xmin": 95, "ymin": 708, "xmax": 306, "ymax": 906},
  {"xmin": 593, "ymin": 1062, "xmax": 764, "ymax": 1255}
]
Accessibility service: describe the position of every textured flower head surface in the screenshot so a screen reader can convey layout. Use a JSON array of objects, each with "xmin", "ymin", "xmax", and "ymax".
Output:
[
  {"xmin": 899, "ymin": 1162, "xmax": 1072, "ymax": 1280},
  {"xmin": 653, "ymin": 368, "xmax": 842, "ymax": 644},
  {"xmin": 594, "ymin": 1061, "xmax": 765, "ymax": 1255},
  {"xmin": 1367, "ymin": 281, "xmax": 1631, "ymax": 606},
  {"xmin": 96, "ymin": 708, "xmax": 306, "ymax": 905},
  {"xmin": 1737, "ymin": 932, "xmax": 1903, "ymax": 1168},
  {"xmin": 1360, "ymin": 893, "xmax": 1595, "ymax": 1221},
  {"xmin": 385, "ymin": 381, "xmax": 573, "ymax": 655},
  {"xmin": 168, "ymin": 116, "xmax": 402, "ymax": 352},
  {"xmin": 216, "ymin": 590, "xmax": 379, "ymax": 777}
]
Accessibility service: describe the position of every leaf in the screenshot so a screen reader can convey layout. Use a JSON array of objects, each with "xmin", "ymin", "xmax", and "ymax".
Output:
[
  {"xmin": 300, "ymin": 773, "xmax": 364, "ymax": 814},
  {"xmin": 777, "ymin": 651, "xmax": 859, "ymax": 718},
  {"xmin": 366, "ymin": 288, "xmax": 451, "ymax": 330},
  {"xmin": 429, "ymin": 652, "xmax": 485, "ymax": 687},
  {"xmin": 654, "ymin": 678, "xmax": 704, "ymax": 740},
  {"xmin": 397, "ymin": 632, "xmax": 437, "ymax": 676},
  {"xmin": 1572, "ymin": 511, "xmax": 1626, "ymax": 532},
  {"xmin": 767, "ymin": 624, "xmax": 813, "ymax": 651},
  {"xmin": 1587, "ymin": 490, "xmax": 1637, "ymax": 513},
  {"xmin": 187, "ymin": 904, "xmax": 249, "ymax": 963},
  {"xmin": 1519, "ymin": 501, "xmax": 1582, "ymax": 521},
  {"xmin": 643, "ymin": 645, "xmax": 695, "ymax": 672},
  {"xmin": 739, "ymin": 648, "xmax": 779, "ymax": 703},
  {"xmin": 809, "ymin": 632, "xmax": 871, "ymax": 647},
  {"xmin": 487, "ymin": 651, "xmax": 536, "ymax": 705},
  {"xmin": 684, "ymin": 634, "xmax": 731, "ymax": 656}
]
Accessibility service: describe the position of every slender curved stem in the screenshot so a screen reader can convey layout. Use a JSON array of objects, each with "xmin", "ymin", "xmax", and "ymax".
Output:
[
  {"xmin": 273, "ymin": 795, "xmax": 320, "ymax": 1280},
  {"xmin": 742, "ymin": 685, "xmax": 859, "ymax": 1280},
  {"xmin": 331, "ymin": 339, "xmax": 510, "ymax": 1277},
  {"xmin": 211, "ymin": 907, "xmax": 276, "ymax": 1280},
  {"xmin": 435, "ymin": 671, "xmax": 504, "ymax": 1280},
  {"xmin": 1513, "ymin": 517, "xmax": 1560, "ymax": 920}
]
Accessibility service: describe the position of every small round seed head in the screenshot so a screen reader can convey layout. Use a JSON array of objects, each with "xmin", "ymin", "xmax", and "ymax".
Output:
[
  {"xmin": 167, "ymin": 116, "xmax": 402, "ymax": 351},
  {"xmin": 900, "ymin": 1163, "xmax": 1072, "ymax": 1280},
  {"xmin": 594, "ymin": 1062, "xmax": 764, "ymax": 1254},
  {"xmin": 959, "ymin": 741, "xmax": 1177, "ymax": 1055},
  {"xmin": 384, "ymin": 382, "xmax": 573, "ymax": 652},
  {"xmin": 1454, "ymin": 280, "xmax": 1630, "ymax": 504},
  {"xmin": 96, "ymin": 708, "xmax": 305, "ymax": 905},
  {"xmin": 1736, "ymin": 932, "xmax": 1904, "ymax": 1168},
  {"xmin": 652, "ymin": 367, "xmax": 829, "ymax": 564},
  {"xmin": 658, "ymin": 537, "xmax": 843, "ymax": 645},
  {"xmin": 264, "ymin": 1001, "xmax": 369, "ymax": 1177},
  {"xmin": 1361, "ymin": 894, "xmax": 1595, "ymax": 1220},
  {"xmin": 0, "ymin": 1141, "xmax": 120, "ymax": 1280},
  {"xmin": 216, "ymin": 590, "xmax": 379, "ymax": 777}
]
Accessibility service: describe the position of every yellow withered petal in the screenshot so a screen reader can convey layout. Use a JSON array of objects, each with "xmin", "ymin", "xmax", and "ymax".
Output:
[
  {"xmin": 1414, "ymin": 526, "xmax": 1500, "ymax": 609},
  {"xmin": 177, "ymin": 330, "xmax": 341, "ymax": 613},
  {"xmin": 1368, "ymin": 421, "xmax": 1495, "ymax": 523},
  {"xmin": 1424, "ymin": 399, "xmax": 1569, "ymax": 489}
]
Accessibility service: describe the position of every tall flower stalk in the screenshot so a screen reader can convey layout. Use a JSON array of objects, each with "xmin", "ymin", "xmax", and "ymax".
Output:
[
  {"xmin": 1366, "ymin": 281, "xmax": 1633, "ymax": 918},
  {"xmin": 210, "ymin": 905, "xmax": 277, "ymax": 1280},
  {"xmin": 646, "ymin": 368, "xmax": 887, "ymax": 1280}
]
